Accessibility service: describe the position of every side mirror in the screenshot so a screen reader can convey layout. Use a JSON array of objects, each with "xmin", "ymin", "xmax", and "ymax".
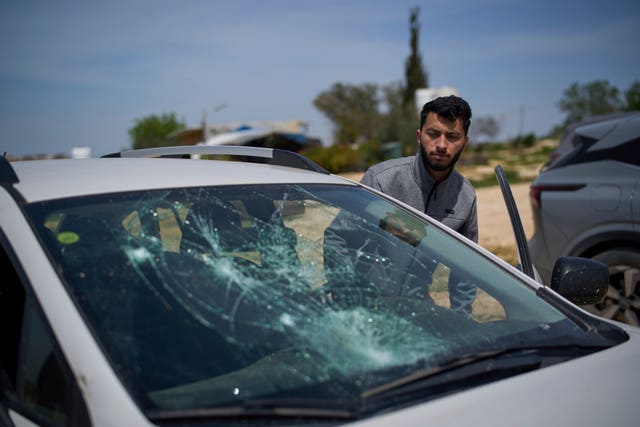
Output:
[{"xmin": 549, "ymin": 256, "xmax": 608, "ymax": 305}]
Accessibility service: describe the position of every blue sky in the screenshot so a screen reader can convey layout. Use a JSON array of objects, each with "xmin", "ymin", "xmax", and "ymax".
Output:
[{"xmin": 1, "ymin": 0, "xmax": 639, "ymax": 157}]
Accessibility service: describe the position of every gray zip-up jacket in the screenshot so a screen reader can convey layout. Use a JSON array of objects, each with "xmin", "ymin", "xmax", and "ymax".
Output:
[
  {"xmin": 360, "ymin": 151, "xmax": 478, "ymax": 243},
  {"xmin": 360, "ymin": 151, "xmax": 478, "ymax": 315}
]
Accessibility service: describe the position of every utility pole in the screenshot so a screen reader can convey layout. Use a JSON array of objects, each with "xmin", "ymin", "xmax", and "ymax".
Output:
[
  {"xmin": 518, "ymin": 105, "xmax": 524, "ymax": 136},
  {"xmin": 202, "ymin": 103, "xmax": 228, "ymax": 142}
]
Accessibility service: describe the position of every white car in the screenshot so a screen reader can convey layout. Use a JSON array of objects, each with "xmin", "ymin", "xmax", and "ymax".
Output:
[{"xmin": 1, "ymin": 146, "xmax": 639, "ymax": 427}]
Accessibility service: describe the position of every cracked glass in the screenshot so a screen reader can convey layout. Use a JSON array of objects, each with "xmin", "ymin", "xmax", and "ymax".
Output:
[{"xmin": 27, "ymin": 183, "xmax": 601, "ymax": 416}]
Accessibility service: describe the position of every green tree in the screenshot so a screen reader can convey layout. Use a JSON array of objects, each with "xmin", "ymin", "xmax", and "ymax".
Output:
[
  {"xmin": 557, "ymin": 80, "xmax": 623, "ymax": 125},
  {"xmin": 129, "ymin": 113, "xmax": 186, "ymax": 149},
  {"xmin": 624, "ymin": 80, "xmax": 640, "ymax": 111},
  {"xmin": 313, "ymin": 82, "xmax": 380, "ymax": 144},
  {"xmin": 312, "ymin": 5, "xmax": 429, "ymax": 154},
  {"xmin": 471, "ymin": 116, "xmax": 501, "ymax": 143},
  {"xmin": 379, "ymin": 81, "xmax": 419, "ymax": 155},
  {"xmin": 403, "ymin": 6, "xmax": 428, "ymax": 106}
]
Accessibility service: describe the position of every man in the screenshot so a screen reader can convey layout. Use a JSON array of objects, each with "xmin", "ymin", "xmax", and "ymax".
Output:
[{"xmin": 360, "ymin": 95, "xmax": 477, "ymax": 314}]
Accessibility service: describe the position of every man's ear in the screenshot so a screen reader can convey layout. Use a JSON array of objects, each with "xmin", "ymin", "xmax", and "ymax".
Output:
[{"xmin": 416, "ymin": 129, "xmax": 421, "ymax": 144}]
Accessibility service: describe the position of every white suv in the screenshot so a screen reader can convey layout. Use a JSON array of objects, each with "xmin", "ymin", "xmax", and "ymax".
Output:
[{"xmin": 1, "ymin": 146, "xmax": 639, "ymax": 426}]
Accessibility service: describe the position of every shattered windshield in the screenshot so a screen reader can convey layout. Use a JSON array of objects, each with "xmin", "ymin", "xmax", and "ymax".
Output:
[{"xmin": 26, "ymin": 184, "xmax": 608, "ymax": 416}]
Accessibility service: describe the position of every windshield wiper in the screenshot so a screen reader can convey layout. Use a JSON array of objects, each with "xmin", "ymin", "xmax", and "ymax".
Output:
[
  {"xmin": 149, "ymin": 345, "xmax": 606, "ymax": 422},
  {"xmin": 361, "ymin": 345, "xmax": 596, "ymax": 401},
  {"xmin": 148, "ymin": 398, "xmax": 355, "ymax": 422}
]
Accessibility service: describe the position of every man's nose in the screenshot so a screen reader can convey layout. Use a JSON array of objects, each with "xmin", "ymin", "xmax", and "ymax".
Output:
[{"xmin": 435, "ymin": 135, "xmax": 448, "ymax": 148}]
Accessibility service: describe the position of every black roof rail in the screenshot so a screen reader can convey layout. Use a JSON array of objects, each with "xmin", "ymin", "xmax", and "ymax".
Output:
[
  {"xmin": 1, "ymin": 153, "xmax": 19, "ymax": 185},
  {"xmin": 101, "ymin": 145, "xmax": 330, "ymax": 174}
]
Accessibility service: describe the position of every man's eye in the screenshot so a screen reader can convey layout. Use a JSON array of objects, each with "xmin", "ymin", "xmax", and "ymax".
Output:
[
  {"xmin": 446, "ymin": 133, "xmax": 462, "ymax": 141},
  {"xmin": 426, "ymin": 131, "xmax": 440, "ymax": 138}
]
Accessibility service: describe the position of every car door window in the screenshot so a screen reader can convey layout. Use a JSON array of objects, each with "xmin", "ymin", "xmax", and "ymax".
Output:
[
  {"xmin": 17, "ymin": 301, "xmax": 69, "ymax": 426},
  {"xmin": 0, "ymin": 245, "xmax": 89, "ymax": 427}
]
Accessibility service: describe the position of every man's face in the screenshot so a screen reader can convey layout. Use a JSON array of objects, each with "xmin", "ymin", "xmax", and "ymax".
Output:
[{"xmin": 417, "ymin": 112, "xmax": 468, "ymax": 173}]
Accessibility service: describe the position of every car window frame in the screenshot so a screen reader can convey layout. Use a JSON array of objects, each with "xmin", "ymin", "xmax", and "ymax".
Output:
[{"xmin": 0, "ymin": 230, "xmax": 91, "ymax": 427}]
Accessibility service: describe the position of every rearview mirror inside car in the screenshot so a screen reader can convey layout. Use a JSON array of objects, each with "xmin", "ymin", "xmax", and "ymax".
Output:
[{"xmin": 549, "ymin": 256, "xmax": 609, "ymax": 305}]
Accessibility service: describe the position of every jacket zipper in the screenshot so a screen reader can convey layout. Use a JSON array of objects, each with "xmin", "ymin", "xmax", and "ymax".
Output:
[{"xmin": 424, "ymin": 181, "xmax": 440, "ymax": 213}]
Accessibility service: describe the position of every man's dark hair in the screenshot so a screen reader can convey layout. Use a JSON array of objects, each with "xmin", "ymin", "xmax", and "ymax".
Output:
[{"xmin": 420, "ymin": 95, "xmax": 472, "ymax": 135}]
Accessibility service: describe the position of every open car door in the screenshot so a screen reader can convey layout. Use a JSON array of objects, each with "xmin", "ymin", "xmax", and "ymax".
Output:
[
  {"xmin": 494, "ymin": 165, "xmax": 536, "ymax": 280},
  {"xmin": 494, "ymin": 165, "xmax": 608, "ymax": 305}
]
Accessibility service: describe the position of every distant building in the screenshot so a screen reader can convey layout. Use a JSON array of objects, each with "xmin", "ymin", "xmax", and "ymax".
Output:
[
  {"xmin": 71, "ymin": 146, "xmax": 91, "ymax": 159},
  {"xmin": 169, "ymin": 120, "xmax": 321, "ymax": 152},
  {"xmin": 414, "ymin": 87, "xmax": 460, "ymax": 115}
]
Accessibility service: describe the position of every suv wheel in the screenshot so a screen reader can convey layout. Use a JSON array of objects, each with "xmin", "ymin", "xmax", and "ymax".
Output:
[{"xmin": 584, "ymin": 249, "xmax": 640, "ymax": 326}]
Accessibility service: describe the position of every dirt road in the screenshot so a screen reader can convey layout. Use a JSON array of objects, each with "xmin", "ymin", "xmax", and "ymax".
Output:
[{"xmin": 476, "ymin": 182, "xmax": 533, "ymax": 248}]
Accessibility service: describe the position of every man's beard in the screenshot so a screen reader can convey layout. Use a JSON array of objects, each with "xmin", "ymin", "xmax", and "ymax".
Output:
[{"xmin": 420, "ymin": 144, "xmax": 464, "ymax": 173}]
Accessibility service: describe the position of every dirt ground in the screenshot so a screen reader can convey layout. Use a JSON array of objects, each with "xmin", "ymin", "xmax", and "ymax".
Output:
[
  {"xmin": 476, "ymin": 182, "xmax": 533, "ymax": 247},
  {"xmin": 340, "ymin": 172, "xmax": 533, "ymax": 263}
]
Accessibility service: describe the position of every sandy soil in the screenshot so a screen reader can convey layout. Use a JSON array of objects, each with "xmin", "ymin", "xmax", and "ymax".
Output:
[{"xmin": 476, "ymin": 182, "xmax": 533, "ymax": 248}]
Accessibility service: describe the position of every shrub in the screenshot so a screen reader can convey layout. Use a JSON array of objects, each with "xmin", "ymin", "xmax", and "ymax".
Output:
[
  {"xmin": 302, "ymin": 145, "xmax": 361, "ymax": 174},
  {"xmin": 513, "ymin": 133, "xmax": 537, "ymax": 148},
  {"xmin": 303, "ymin": 140, "xmax": 387, "ymax": 173}
]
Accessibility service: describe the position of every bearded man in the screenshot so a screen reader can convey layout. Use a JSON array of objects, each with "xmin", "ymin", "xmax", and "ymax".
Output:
[{"xmin": 360, "ymin": 95, "xmax": 477, "ymax": 314}]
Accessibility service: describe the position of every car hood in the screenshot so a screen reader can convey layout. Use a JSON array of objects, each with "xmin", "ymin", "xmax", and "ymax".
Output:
[{"xmin": 351, "ymin": 325, "xmax": 640, "ymax": 426}]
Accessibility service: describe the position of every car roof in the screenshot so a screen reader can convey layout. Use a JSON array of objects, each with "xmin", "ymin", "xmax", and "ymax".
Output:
[
  {"xmin": 579, "ymin": 111, "xmax": 640, "ymax": 151},
  {"xmin": 10, "ymin": 158, "xmax": 353, "ymax": 203},
  {"xmin": 567, "ymin": 111, "xmax": 637, "ymax": 134},
  {"xmin": 556, "ymin": 111, "xmax": 638, "ymax": 152}
]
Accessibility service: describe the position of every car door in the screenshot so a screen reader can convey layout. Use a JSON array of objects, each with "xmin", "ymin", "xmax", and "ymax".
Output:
[
  {"xmin": 0, "ymin": 238, "xmax": 91, "ymax": 427},
  {"xmin": 494, "ymin": 165, "xmax": 535, "ymax": 279},
  {"xmin": 634, "ymin": 178, "xmax": 640, "ymax": 232}
]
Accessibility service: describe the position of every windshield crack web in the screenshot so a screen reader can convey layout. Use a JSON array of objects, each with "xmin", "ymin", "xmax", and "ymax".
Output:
[
  {"xmin": 37, "ymin": 183, "xmax": 597, "ymax": 411},
  {"xmin": 119, "ymin": 189, "xmax": 448, "ymax": 376}
]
